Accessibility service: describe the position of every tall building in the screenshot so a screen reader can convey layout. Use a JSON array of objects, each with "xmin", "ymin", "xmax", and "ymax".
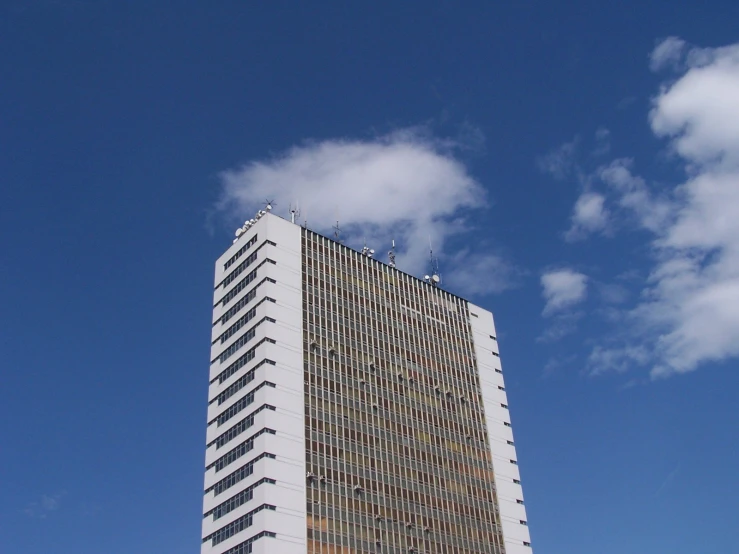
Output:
[{"xmin": 202, "ymin": 212, "xmax": 532, "ymax": 554}]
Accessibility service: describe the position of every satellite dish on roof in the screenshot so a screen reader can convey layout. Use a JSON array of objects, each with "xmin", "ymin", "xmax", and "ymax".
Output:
[
  {"xmin": 235, "ymin": 228, "xmax": 244, "ymax": 237},
  {"xmin": 432, "ymin": 274, "xmax": 440, "ymax": 284}
]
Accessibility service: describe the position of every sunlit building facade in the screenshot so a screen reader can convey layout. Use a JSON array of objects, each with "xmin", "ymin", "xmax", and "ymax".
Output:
[{"xmin": 202, "ymin": 212, "xmax": 532, "ymax": 554}]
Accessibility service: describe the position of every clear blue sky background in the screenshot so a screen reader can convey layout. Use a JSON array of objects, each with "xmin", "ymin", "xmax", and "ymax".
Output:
[{"xmin": 2, "ymin": 2, "xmax": 738, "ymax": 553}]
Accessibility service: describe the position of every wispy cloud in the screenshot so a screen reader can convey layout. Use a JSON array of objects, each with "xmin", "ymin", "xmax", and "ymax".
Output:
[
  {"xmin": 537, "ymin": 311, "xmax": 583, "ymax": 343},
  {"xmin": 542, "ymin": 354, "xmax": 578, "ymax": 376},
  {"xmin": 536, "ymin": 137, "xmax": 579, "ymax": 180},
  {"xmin": 654, "ymin": 463, "xmax": 680, "ymax": 496},
  {"xmin": 593, "ymin": 127, "xmax": 611, "ymax": 156},
  {"xmin": 588, "ymin": 345, "xmax": 650, "ymax": 375},
  {"xmin": 649, "ymin": 37, "xmax": 687, "ymax": 72},
  {"xmin": 215, "ymin": 125, "xmax": 520, "ymax": 295},
  {"xmin": 444, "ymin": 250, "xmax": 524, "ymax": 297},
  {"xmin": 24, "ymin": 492, "xmax": 65, "ymax": 519},
  {"xmin": 539, "ymin": 132, "xmax": 615, "ymax": 242},
  {"xmin": 597, "ymin": 158, "xmax": 672, "ymax": 233},
  {"xmin": 597, "ymin": 282, "xmax": 630, "ymax": 305}
]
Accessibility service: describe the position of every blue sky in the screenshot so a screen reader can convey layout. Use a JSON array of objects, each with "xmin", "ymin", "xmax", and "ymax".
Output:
[{"xmin": 2, "ymin": 2, "xmax": 738, "ymax": 553}]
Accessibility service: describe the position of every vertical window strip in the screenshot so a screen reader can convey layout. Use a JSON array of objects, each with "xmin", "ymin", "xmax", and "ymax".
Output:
[{"xmin": 298, "ymin": 226, "xmax": 506, "ymax": 553}]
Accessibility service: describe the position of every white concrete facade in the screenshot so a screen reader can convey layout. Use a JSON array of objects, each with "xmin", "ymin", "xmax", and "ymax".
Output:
[
  {"xmin": 203, "ymin": 213, "xmax": 306, "ymax": 554},
  {"xmin": 469, "ymin": 303, "xmax": 533, "ymax": 553}
]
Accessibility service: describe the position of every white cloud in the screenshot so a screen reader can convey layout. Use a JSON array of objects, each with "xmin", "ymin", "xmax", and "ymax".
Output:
[
  {"xmin": 217, "ymin": 128, "xmax": 489, "ymax": 277},
  {"xmin": 584, "ymin": 39, "xmax": 739, "ymax": 378},
  {"xmin": 650, "ymin": 37, "xmax": 687, "ymax": 72},
  {"xmin": 650, "ymin": 43, "xmax": 739, "ymax": 166},
  {"xmin": 541, "ymin": 269, "xmax": 588, "ymax": 316},
  {"xmin": 565, "ymin": 192, "xmax": 609, "ymax": 241}
]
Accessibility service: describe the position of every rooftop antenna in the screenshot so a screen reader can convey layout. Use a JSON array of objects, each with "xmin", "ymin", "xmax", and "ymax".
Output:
[
  {"xmin": 332, "ymin": 206, "xmax": 343, "ymax": 243},
  {"xmin": 264, "ymin": 199, "xmax": 274, "ymax": 213},
  {"xmin": 424, "ymin": 237, "xmax": 441, "ymax": 287},
  {"xmin": 361, "ymin": 238, "xmax": 375, "ymax": 258},
  {"xmin": 388, "ymin": 239, "xmax": 396, "ymax": 268},
  {"xmin": 289, "ymin": 203, "xmax": 300, "ymax": 225}
]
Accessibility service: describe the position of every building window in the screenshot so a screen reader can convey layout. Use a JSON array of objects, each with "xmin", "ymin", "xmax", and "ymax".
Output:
[
  {"xmin": 212, "ymin": 338, "xmax": 277, "ymax": 385},
  {"xmin": 220, "ymin": 252, "xmax": 259, "ymax": 289},
  {"xmin": 205, "ymin": 452, "xmax": 277, "ymax": 496},
  {"xmin": 208, "ymin": 404, "xmax": 276, "ymax": 450},
  {"xmin": 224, "ymin": 235, "xmax": 258, "ymax": 270},
  {"xmin": 205, "ymin": 477, "xmax": 277, "ymax": 520},
  {"xmin": 202, "ymin": 503, "xmax": 276, "ymax": 546},
  {"xmin": 219, "ymin": 531, "xmax": 277, "ymax": 554},
  {"xmin": 210, "ymin": 359, "xmax": 276, "ymax": 406},
  {"xmin": 210, "ymin": 382, "xmax": 276, "ymax": 427},
  {"xmin": 214, "ymin": 317, "xmax": 274, "ymax": 365},
  {"xmin": 207, "ymin": 428, "xmax": 276, "ymax": 472}
]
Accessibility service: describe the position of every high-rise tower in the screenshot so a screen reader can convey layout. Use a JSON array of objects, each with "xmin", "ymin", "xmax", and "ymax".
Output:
[{"xmin": 202, "ymin": 212, "xmax": 532, "ymax": 554}]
